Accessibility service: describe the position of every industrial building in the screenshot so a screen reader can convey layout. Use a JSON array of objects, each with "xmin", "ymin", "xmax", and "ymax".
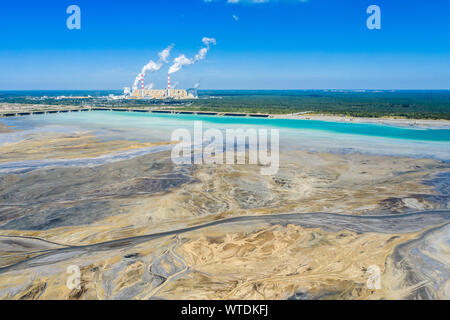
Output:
[{"xmin": 125, "ymin": 74, "xmax": 197, "ymax": 100}]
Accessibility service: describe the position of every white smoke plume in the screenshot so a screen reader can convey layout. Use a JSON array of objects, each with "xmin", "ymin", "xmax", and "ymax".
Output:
[
  {"xmin": 133, "ymin": 44, "xmax": 174, "ymax": 87},
  {"xmin": 145, "ymin": 82, "xmax": 154, "ymax": 90},
  {"xmin": 201, "ymin": 37, "xmax": 217, "ymax": 47},
  {"xmin": 194, "ymin": 83, "xmax": 200, "ymax": 89},
  {"xmin": 168, "ymin": 37, "xmax": 216, "ymax": 74},
  {"xmin": 158, "ymin": 45, "xmax": 172, "ymax": 63},
  {"xmin": 168, "ymin": 55, "xmax": 193, "ymax": 75}
]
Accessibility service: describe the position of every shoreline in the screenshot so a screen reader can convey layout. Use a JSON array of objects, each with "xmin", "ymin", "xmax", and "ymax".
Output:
[
  {"xmin": 270, "ymin": 113, "xmax": 450, "ymax": 129},
  {"xmin": 1, "ymin": 102, "xmax": 450, "ymax": 129}
]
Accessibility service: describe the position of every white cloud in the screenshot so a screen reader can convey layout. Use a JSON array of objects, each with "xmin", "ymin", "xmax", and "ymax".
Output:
[{"xmin": 232, "ymin": 14, "xmax": 239, "ymax": 21}]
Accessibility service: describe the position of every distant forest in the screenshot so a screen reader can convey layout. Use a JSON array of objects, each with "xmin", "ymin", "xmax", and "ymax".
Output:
[
  {"xmin": 189, "ymin": 90, "xmax": 450, "ymax": 120},
  {"xmin": 1, "ymin": 90, "xmax": 449, "ymax": 120}
]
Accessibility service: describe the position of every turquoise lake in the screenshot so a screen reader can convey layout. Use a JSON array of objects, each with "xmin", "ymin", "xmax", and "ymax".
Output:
[{"xmin": 1, "ymin": 111, "xmax": 449, "ymax": 161}]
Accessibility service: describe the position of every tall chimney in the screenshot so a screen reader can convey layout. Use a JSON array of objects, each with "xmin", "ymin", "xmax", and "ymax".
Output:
[
  {"xmin": 140, "ymin": 74, "xmax": 144, "ymax": 90},
  {"xmin": 168, "ymin": 73, "xmax": 171, "ymax": 90}
]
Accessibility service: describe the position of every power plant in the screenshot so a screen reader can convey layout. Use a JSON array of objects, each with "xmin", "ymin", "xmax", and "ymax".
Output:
[
  {"xmin": 124, "ymin": 73, "xmax": 197, "ymax": 100},
  {"xmin": 124, "ymin": 37, "xmax": 215, "ymax": 100}
]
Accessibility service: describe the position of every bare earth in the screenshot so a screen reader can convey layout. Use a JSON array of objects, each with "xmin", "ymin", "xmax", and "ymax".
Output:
[
  {"xmin": 271, "ymin": 113, "xmax": 450, "ymax": 129},
  {"xmin": 0, "ymin": 132, "xmax": 448, "ymax": 300}
]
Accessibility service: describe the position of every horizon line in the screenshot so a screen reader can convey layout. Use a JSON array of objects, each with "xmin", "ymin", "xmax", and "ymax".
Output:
[{"xmin": 1, "ymin": 89, "xmax": 450, "ymax": 92}]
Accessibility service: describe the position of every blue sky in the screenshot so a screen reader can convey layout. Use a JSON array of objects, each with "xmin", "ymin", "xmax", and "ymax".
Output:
[{"xmin": 0, "ymin": 0, "xmax": 449, "ymax": 90}]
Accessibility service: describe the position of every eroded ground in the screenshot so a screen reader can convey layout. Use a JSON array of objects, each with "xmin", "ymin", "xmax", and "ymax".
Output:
[{"xmin": 0, "ymin": 131, "xmax": 448, "ymax": 299}]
